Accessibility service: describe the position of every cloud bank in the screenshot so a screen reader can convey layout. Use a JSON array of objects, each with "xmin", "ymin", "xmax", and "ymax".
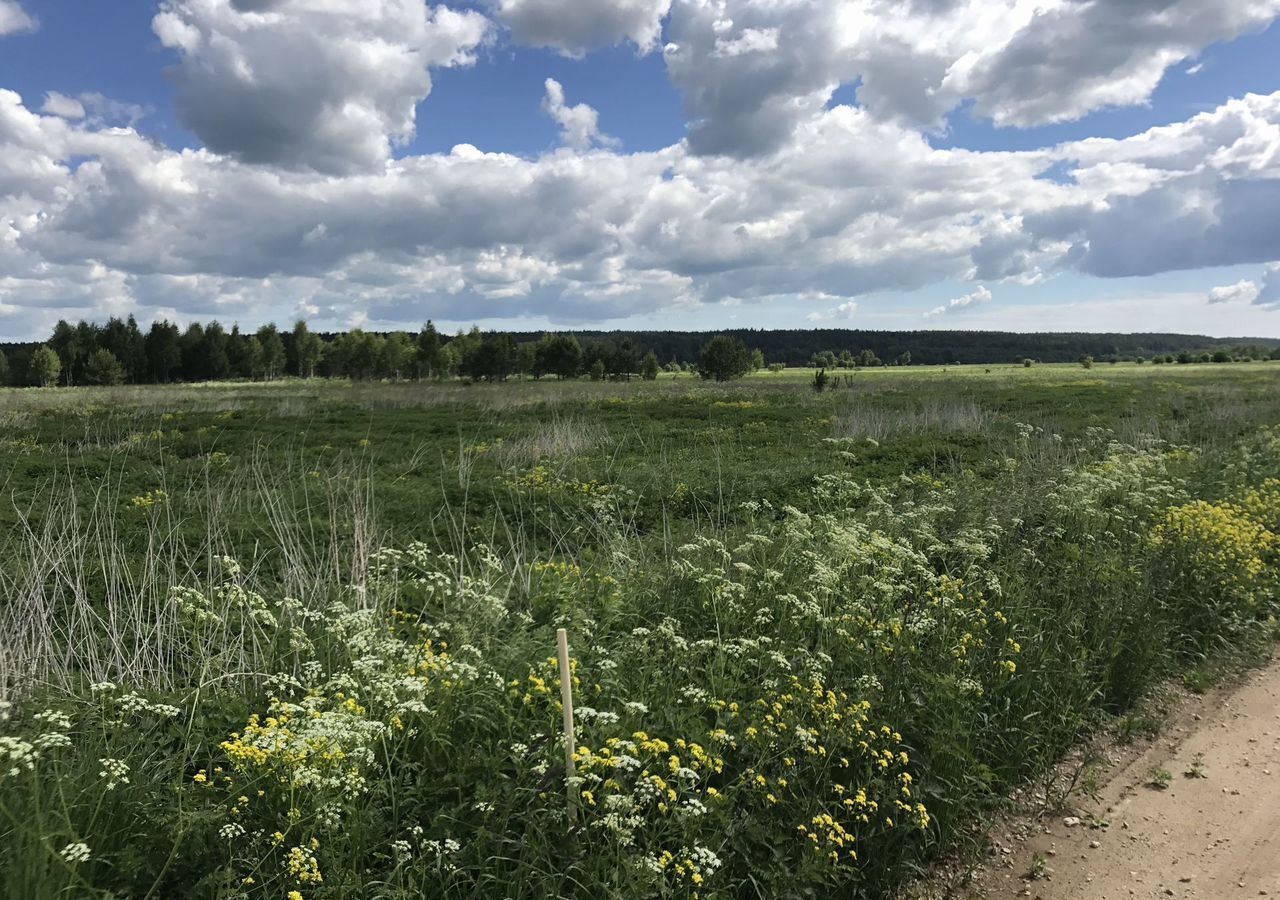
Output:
[{"xmin": 0, "ymin": 0, "xmax": 1279, "ymax": 338}]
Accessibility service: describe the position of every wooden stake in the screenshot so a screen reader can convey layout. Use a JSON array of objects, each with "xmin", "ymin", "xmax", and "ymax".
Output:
[{"xmin": 556, "ymin": 627, "xmax": 577, "ymax": 824}]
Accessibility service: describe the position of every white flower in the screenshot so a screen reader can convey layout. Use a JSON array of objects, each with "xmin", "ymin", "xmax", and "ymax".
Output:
[
  {"xmin": 98, "ymin": 758, "xmax": 130, "ymax": 790},
  {"xmin": 60, "ymin": 842, "xmax": 91, "ymax": 864},
  {"xmin": 0, "ymin": 736, "xmax": 38, "ymax": 776}
]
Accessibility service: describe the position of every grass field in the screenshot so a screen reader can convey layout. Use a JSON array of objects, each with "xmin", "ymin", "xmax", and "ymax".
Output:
[{"xmin": 1, "ymin": 362, "xmax": 1279, "ymax": 898}]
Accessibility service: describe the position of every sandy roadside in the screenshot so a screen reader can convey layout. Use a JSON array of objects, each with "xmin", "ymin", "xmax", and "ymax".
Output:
[{"xmin": 964, "ymin": 655, "xmax": 1280, "ymax": 900}]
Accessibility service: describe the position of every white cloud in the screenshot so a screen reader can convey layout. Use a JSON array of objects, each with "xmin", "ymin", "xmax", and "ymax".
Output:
[
  {"xmin": 3, "ymin": 74, "xmax": 1280, "ymax": 339},
  {"xmin": 661, "ymin": 0, "xmax": 1280, "ymax": 158},
  {"xmin": 1025, "ymin": 93, "xmax": 1280, "ymax": 278},
  {"xmin": 40, "ymin": 92, "xmax": 148, "ymax": 126},
  {"xmin": 1208, "ymin": 279, "xmax": 1260, "ymax": 304},
  {"xmin": 942, "ymin": 0, "xmax": 1280, "ymax": 129},
  {"xmin": 806, "ymin": 298, "xmax": 859, "ymax": 322},
  {"xmin": 923, "ymin": 285, "xmax": 992, "ymax": 318},
  {"xmin": 1255, "ymin": 263, "xmax": 1280, "ymax": 309},
  {"xmin": 542, "ymin": 79, "xmax": 617, "ymax": 150},
  {"xmin": 0, "ymin": 0, "xmax": 35, "ymax": 36},
  {"xmin": 151, "ymin": 0, "xmax": 490, "ymax": 174},
  {"xmin": 489, "ymin": 0, "xmax": 670, "ymax": 54},
  {"xmin": 41, "ymin": 92, "xmax": 85, "ymax": 120}
]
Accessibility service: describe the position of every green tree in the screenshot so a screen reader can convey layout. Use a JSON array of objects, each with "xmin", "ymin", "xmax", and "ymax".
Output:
[
  {"xmin": 28, "ymin": 346, "xmax": 61, "ymax": 387},
  {"xmin": 415, "ymin": 321, "xmax": 445, "ymax": 378},
  {"xmin": 257, "ymin": 324, "xmax": 286, "ymax": 380},
  {"xmin": 101, "ymin": 316, "xmax": 146, "ymax": 383},
  {"xmin": 589, "ymin": 359, "xmax": 606, "ymax": 381},
  {"xmin": 49, "ymin": 319, "xmax": 92, "ymax": 386},
  {"xmin": 698, "ymin": 335, "xmax": 752, "ymax": 382},
  {"xmin": 460, "ymin": 333, "xmax": 518, "ymax": 381},
  {"xmin": 146, "ymin": 320, "xmax": 183, "ymax": 382},
  {"xmin": 856, "ymin": 349, "xmax": 881, "ymax": 368},
  {"xmin": 0, "ymin": 349, "xmax": 9, "ymax": 386},
  {"xmin": 535, "ymin": 333, "xmax": 583, "ymax": 379},
  {"xmin": 750, "ymin": 348, "xmax": 765, "ymax": 371},
  {"xmin": 202, "ymin": 321, "xmax": 232, "ymax": 380},
  {"xmin": 83, "ymin": 349, "xmax": 125, "ymax": 386},
  {"xmin": 380, "ymin": 332, "xmax": 414, "ymax": 379},
  {"xmin": 516, "ymin": 341, "xmax": 537, "ymax": 379},
  {"xmin": 438, "ymin": 342, "xmax": 460, "ymax": 377},
  {"xmin": 641, "ymin": 350, "xmax": 660, "ymax": 381},
  {"xmin": 1080, "ymin": 355, "xmax": 1094, "ymax": 369},
  {"xmin": 290, "ymin": 320, "xmax": 324, "ymax": 378},
  {"xmin": 329, "ymin": 330, "xmax": 384, "ymax": 380},
  {"xmin": 245, "ymin": 337, "xmax": 266, "ymax": 379}
]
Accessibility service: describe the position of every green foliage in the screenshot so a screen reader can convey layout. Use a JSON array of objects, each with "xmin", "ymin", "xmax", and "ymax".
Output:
[
  {"xmin": 640, "ymin": 350, "xmax": 660, "ymax": 381},
  {"xmin": 1, "ymin": 367, "xmax": 1279, "ymax": 899},
  {"xmin": 698, "ymin": 335, "xmax": 752, "ymax": 381},
  {"xmin": 256, "ymin": 324, "xmax": 287, "ymax": 380},
  {"xmin": 27, "ymin": 345, "xmax": 61, "ymax": 387},
  {"xmin": 292, "ymin": 320, "xmax": 325, "ymax": 378},
  {"xmin": 83, "ymin": 349, "xmax": 125, "ymax": 386},
  {"xmin": 535, "ymin": 333, "xmax": 584, "ymax": 379}
]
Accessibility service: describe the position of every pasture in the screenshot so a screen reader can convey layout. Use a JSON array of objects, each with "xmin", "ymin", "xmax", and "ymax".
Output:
[{"xmin": 1, "ymin": 361, "xmax": 1278, "ymax": 899}]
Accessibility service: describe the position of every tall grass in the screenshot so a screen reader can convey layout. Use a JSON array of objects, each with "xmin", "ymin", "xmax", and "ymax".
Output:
[{"xmin": 1, "ymin": 375, "xmax": 1279, "ymax": 899}]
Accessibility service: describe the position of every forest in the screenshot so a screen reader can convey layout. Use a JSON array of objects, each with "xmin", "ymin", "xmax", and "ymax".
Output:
[{"xmin": 1, "ymin": 317, "xmax": 1278, "ymax": 387}]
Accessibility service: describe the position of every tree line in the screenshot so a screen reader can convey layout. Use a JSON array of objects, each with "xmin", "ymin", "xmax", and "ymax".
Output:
[
  {"xmin": 0, "ymin": 319, "xmax": 766, "ymax": 387},
  {"xmin": 0, "ymin": 318, "xmax": 1276, "ymax": 388}
]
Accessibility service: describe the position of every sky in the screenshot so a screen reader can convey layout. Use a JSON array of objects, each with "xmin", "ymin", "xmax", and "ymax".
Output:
[{"xmin": 1, "ymin": 0, "xmax": 1280, "ymax": 340}]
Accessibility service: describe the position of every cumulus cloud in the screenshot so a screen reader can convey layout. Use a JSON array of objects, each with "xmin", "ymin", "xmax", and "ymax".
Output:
[
  {"xmin": 923, "ymin": 285, "xmax": 992, "ymax": 318},
  {"xmin": 805, "ymin": 298, "xmax": 859, "ymax": 322},
  {"xmin": 489, "ymin": 0, "xmax": 670, "ymax": 54},
  {"xmin": 4, "ymin": 76, "xmax": 1280, "ymax": 338},
  {"xmin": 0, "ymin": 0, "xmax": 35, "ymax": 36},
  {"xmin": 151, "ymin": 0, "xmax": 490, "ymax": 174},
  {"xmin": 943, "ymin": 0, "xmax": 1280, "ymax": 128},
  {"xmin": 1254, "ymin": 263, "xmax": 1280, "ymax": 309},
  {"xmin": 1208, "ymin": 279, "xmax": 1261, "ymax": 304},
  {"xmin": 40, "ymin": 91, "xmax": 148, "ymax": 126},
  {"xmin": 542, "ymin": 79, "xmax": 617, "ymax": 149},
  {"xmin": 1026, "ymin": 93, "xmax": 1280, "ymax": 278},
  {"xmin": 41, "ymin": 92, "xmax": 85, "ymax": 120},
  {"xmin": 659, "ymin": 0, "xmax": 1280, "ymax": 158}
]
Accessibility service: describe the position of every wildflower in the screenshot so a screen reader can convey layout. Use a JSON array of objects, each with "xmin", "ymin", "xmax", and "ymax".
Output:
[
  {"xmin": 60, "ymin": 842, "xmax": 91, "ymax": 864},
  {"xmin": 98, "ymin": 758, "xmax": 130, "ymax": 790}
]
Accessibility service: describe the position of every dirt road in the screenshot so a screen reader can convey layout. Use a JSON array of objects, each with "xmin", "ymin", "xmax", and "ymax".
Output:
[{"xmin": 968, "ymin": 656, "xmax": 1280, "ymax": 900}]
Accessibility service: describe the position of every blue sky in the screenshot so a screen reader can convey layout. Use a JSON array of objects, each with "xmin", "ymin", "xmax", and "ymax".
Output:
[{"xmin": 1, "ymin": 0, "xmax": 1279, "ymax": 339}]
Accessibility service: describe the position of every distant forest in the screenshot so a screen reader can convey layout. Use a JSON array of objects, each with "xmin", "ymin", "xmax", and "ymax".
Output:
[{"xmin": 1, "ymin": 317, "xmax": 1278, "ymax": 387}]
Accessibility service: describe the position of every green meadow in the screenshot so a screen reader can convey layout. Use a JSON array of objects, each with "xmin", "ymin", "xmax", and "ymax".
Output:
[{"xmin": 1, "ymin": 361, "xmax": 1279, "ymax": 899}]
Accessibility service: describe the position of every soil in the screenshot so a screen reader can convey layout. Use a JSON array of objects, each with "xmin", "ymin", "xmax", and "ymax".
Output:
[{"xmin": 962, "ymin": 654, "xmax": 1280, "ymax": 900}]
